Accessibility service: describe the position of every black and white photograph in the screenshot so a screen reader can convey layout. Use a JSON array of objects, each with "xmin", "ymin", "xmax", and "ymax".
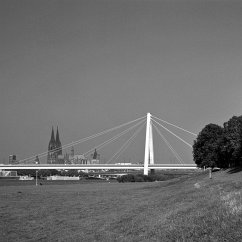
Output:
[{"xmin": 1, "ymin": 0, "xmax": 242, "ymax": 241}]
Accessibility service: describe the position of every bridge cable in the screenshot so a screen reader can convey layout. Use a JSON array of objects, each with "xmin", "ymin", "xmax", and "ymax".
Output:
[
  {"xmin": 152, "ymin": 122, "xmax": 184, "ymax": 165},
  {"xmin": 152, "ymin": 114, "xmax": 197, "ymax": 136},
  {"xmin": 83, "ymin": 119, "xmax": 146, "ymax": 157},
  {"xmin": 151, "ymin": 118, "xmax": 193, "ymax": 148},
  {"xmin": 24, "ymin": 119, "xmax": 146, "ymax": 164},
  {"xmin": 106, "ymin": 122, "xmax": 145, "ymax": 164},
  {"xmin": 18, "ymin": 115, "xmax": 146, "ymax": 163}
]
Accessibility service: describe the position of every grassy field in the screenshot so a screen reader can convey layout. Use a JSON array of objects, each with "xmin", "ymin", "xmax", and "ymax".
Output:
[{"xmin": 0, "ymin": 170, "xmax": 242, "ymax": 241}]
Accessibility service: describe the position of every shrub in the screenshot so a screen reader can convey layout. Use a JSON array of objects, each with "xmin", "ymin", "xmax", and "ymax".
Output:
[{"xmin": 117, "ymin": 173, "xmax": 168, "ymax": 183}]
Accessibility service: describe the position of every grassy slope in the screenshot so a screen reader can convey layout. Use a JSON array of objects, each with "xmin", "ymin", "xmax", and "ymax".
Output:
[{"xmin": 0, "ymin": 170, "xmax": 242, "ymax": 242}]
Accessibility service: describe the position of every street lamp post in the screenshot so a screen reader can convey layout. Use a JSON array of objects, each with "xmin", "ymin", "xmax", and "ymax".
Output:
[
  {"xmin": 36, "ymin": 169, "xmax": 38, "ymax": 186},
  {"xmin": 35, "ymin": 155, "xmax": 39, "ymax": 186}
]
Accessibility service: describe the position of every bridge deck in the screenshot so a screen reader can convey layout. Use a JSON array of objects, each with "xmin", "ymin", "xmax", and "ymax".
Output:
[{"xmin": 0, "ymin": 164, "xmax": 197, "ymax": 170}]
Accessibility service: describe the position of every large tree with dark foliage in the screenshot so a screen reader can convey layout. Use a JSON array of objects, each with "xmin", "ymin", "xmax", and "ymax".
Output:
[
  {"xmin": 193, "ymin": 115, "xmax": 242, "ymax": 168},
  {"xmin": 193, "ymin": 123, "xmax": 224, "ymax": 168},
  {"xmin": 223, "ymin": 116, "xmax": 242, "ymax": 167}
]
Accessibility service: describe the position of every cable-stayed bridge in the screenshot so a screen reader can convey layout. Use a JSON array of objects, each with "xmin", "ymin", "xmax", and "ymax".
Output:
[{"xmin": 0, "ymin": 113, "xmax": 197, "ymax": 174}]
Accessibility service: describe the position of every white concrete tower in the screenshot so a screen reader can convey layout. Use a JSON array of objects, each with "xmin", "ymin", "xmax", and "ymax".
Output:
[{"xmin": 144, "ymin": 113, "xmax": 154, "ymax": 175}]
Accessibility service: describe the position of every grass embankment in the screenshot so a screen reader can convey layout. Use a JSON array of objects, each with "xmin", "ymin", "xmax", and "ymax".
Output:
[{"xmin": 0, "ymin": 169, "xmax": 242, "ymax": 241}]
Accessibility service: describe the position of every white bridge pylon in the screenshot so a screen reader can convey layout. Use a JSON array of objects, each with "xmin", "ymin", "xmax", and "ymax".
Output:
[
  {"xmin": 144, "ymin": 113, "xmax": 154, "ymax": 175},
  {"xmin": 143, "ymin": 112, "xmax": 197, "ymax": 175}
]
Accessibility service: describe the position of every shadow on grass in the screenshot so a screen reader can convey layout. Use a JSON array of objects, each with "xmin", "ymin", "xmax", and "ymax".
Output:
[{"xmin": 227, "ymin": 167, "xmax": 242, "ymax": 174}]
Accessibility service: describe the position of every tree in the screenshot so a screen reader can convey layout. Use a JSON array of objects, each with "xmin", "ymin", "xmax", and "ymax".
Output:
[
  {"xmin": 223, "ymin": 116, "xmax": 242, "ymax": 167},
  {"xmin": 38, "ymin": 169, "xmax": 51, "ymax": 177},
  {"xmin": 17, "ymin": 169, "xmax": 36, "ymax": 177},
  {"xmin": 193, "ymin": 123, "xmax": 224, "ymax": 168},
  {"xmin": 65, "ymin": 169, "xmax": 79, "ymax": 177},
  {"xmin": 214, "ymin": 134, "xmax": 229, "ymax": 168}
]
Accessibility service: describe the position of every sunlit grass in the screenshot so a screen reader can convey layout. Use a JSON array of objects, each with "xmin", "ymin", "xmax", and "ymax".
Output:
[
  {"xmin": 221, "ymin": 191, "xmax": 242, "ymax": 215},
  {"xmin": 0, "ymin": 170, "xmax": 242, "ymax": 241}
]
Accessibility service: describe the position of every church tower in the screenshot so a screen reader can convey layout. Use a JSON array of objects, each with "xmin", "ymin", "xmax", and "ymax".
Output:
[
  {"xmin": 93, "ymin": 149, "xmax": 98, "ymax": 159},
  {"xmin": 55, "ymin": 126, "xmax": 62, "ymax": 157},
  {"xmin": 47, "ymin": 127, "xmax": 57, "ymax": 164}
]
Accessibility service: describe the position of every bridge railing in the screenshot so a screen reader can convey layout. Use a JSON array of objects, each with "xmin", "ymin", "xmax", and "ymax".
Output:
[{"xmin": 0, "ymin": 163, "xmax": 197, "ymax": 170}]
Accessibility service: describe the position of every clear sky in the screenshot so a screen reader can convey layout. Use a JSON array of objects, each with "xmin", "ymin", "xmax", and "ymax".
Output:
[{"xmin": 1, "ymin": 0, "xmax": 242, "ymax": 164}]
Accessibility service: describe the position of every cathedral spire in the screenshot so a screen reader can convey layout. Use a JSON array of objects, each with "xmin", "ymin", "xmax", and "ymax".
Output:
[
  {"xmin": 48, "ymin": 126, "xmax": 56, "ymax": 149},
  {"xmin": 56, "ymin": 126, "xmax": 60, "ymax": 144},
  {"xmin": 47, "ymin": 126, "xmax": 57, "ymax": 164},
  {"xmin": 55, "ymin": 126, "xmax": 62, "ymax": 156},
  {"xmin": 93, "ymin": 149, "xmax": 98, "ymax": 159},
  {"xmin": 50, "ymin": 126, "xmax": 55, "ymax": 143}
]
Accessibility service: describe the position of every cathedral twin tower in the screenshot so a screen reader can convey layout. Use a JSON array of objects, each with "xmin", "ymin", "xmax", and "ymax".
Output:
[{"xmin": 47, "ymin": 127, "xmax": 62, "ymax": 164}]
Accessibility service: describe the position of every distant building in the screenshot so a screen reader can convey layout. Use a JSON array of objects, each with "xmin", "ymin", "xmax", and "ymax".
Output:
[
  {"xmin": 47, "ymin": 127, "xmax": 101, "ymax": 165},
  {"xmin": 47, "ymin": 126, "xmax": 63, "ymax": 164},
  {"xmin": 9, "ymin": 155, "xmax": 17, "ymax": 164},
  {"xmin": 64, "ymin": 147, "xmax": 100, "ymax": 165},
  {"xmin": 72, "ymin": 154, "xmax": 88, "ymax": 164},
  {"xmin": 90, "ymin": 149, "xmax": 100, "ymax": 164}
]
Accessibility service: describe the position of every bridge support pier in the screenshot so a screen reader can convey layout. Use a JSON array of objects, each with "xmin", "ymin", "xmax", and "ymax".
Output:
[{"xmin": 144, "ymin": 113, "xmax": 154, "ymax": 175}]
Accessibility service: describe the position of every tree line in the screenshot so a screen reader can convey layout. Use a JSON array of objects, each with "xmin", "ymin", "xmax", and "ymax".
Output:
[
  {"xmin": 17, "ymin": 169, "xmax": 88, "ymax": 178},
  {"xmin": 193, "ymin": 115, "xmax": 242, "ymax": 168}
]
